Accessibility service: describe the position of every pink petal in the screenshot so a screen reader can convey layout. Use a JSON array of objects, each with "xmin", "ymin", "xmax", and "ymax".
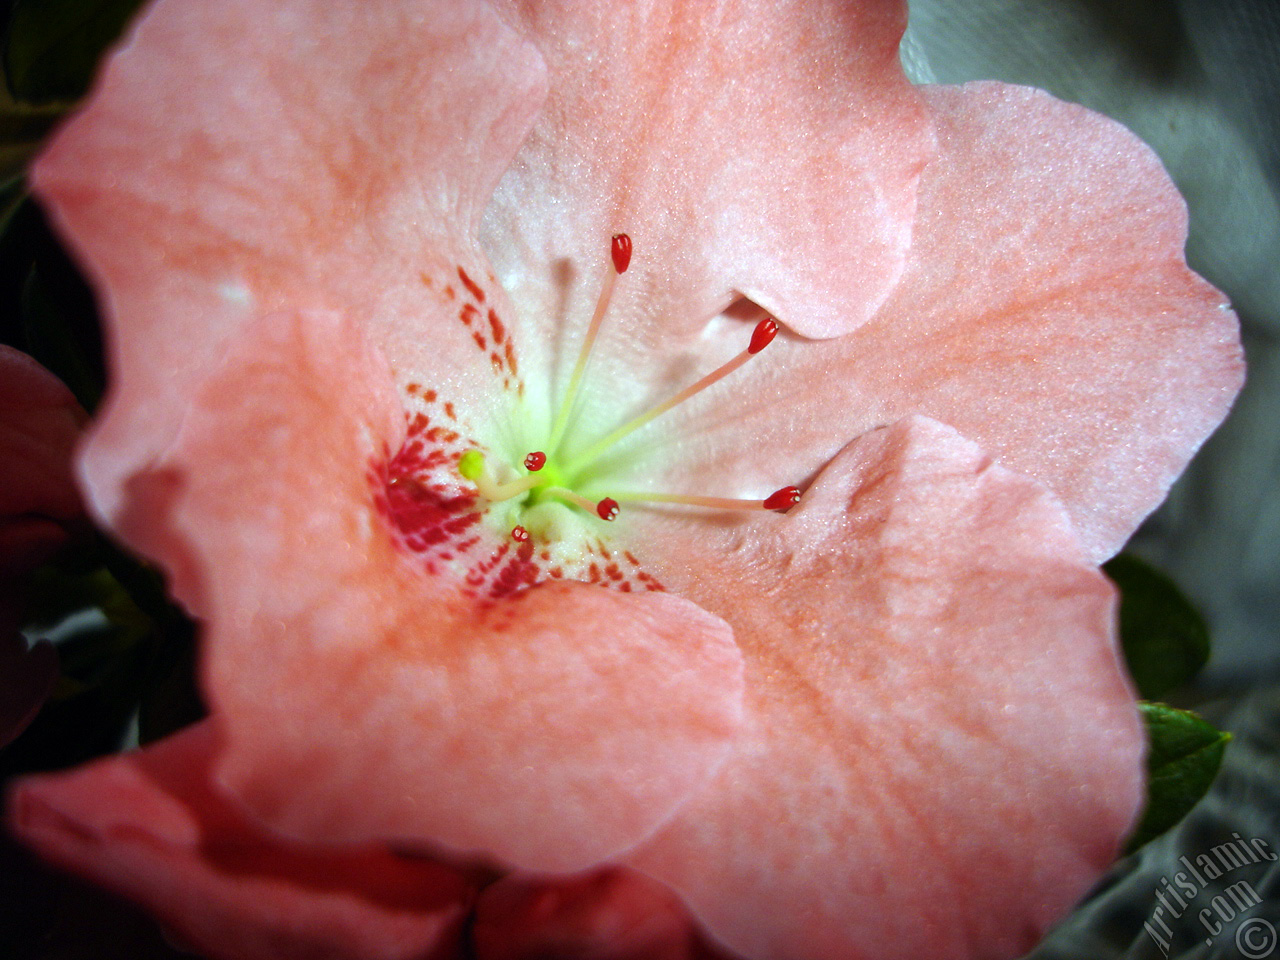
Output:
[
  {"xmin": 634, "ymin": 83, "xmax": 1242, "ymax": 563},
  {"xmin": 0, "ymin": 346, "xmax": 85, "ymax": 570},
  {"xmin": 34, "ymin": 0, "xmax": 547, "ymax": 527},
  {"xmin": 154, "ymin": 307, "xmax": 743, "ymax": 872},
  {"xmin": 7, "ymin": 723, "xmax": 476, "ymax": 960},
  {"xmin": 866, "ymin": 83, "xmax": 1243, "ymax": 558},
  {"xmin": 475, "ymin": 868, "xmax": 740, "ymax": 960},
  {"xmin": 0, "ymin": 633, "xmax": 58, "ymax": 748},
  {"xmin": 480, "ymin": 0, "xmax": 932, "ymax": 343},
  {"xmin": 627, "ymin": 416, "xmax": 1144, "ymax": 960}
]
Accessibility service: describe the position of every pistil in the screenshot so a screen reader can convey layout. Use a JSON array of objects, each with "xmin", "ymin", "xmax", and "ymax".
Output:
[{"xmin": 458, "ymin": 450, "xmax": 542, "ymax": 503}]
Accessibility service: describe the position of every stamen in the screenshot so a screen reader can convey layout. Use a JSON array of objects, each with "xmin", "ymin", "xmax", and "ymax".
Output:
[
  {"xmin": 524, "ymin": 451, "xmax": 547, "ymax": 471},
  {"xmin": 612, "ymin": 485, "xmax": 802, "ymax": 513},
  {"xmin": 596, "ymin": 497, "xmax": 620, "ymax": 521},
  {"xmin": 566, "ymin": 316, "xmax": 781, "ymax": 473},
  {"xmin": 548, "ymin": 234, "xmax": 632, "ymax": 452},
  {"xmin": 512, "ymin": 525, "xmax": 530, "ymax": 542}
]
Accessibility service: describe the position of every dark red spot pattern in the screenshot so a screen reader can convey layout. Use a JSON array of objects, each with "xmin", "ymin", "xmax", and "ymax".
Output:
[
  {"xmin": 373, "ymin": 386, "xmax": 662, "ymax": 602},
  {"xmin": 449, "ymin": 264, "xmax": 523, "ymax": 395}
]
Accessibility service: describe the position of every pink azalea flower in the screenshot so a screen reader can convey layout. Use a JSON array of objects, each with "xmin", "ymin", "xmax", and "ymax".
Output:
[{"xmin": 8, "ymin": 1, "xmax": 1243, "ymax": 959}]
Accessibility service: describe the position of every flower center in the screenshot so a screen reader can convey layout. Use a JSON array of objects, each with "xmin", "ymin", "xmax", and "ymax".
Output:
[{"xmin": 458, "ymin": 234, "xmax": 801, "ymax": 543}]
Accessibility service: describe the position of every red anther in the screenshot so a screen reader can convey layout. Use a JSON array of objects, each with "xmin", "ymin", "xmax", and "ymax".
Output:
[
  {"xmin": 597, "ymin": 497, "xmax": 620, "ymax": 521},
  {"xmin": 748, "ymin": 317, "xmax": 779, "ymax": 355},
  {"xmin": 611, "ymin": 234, "xmax": 632, "ymax": 274},
  {"xmin": 512, "ymin": 526, "xmax": 530, "ymax": 542},
  {"xmin": 763, "ymin": 486, "xmax": 801, "ymax": 511},
  {"xmin": 524, "ymin": 451, "xmax": 547, "ymax": 472}
]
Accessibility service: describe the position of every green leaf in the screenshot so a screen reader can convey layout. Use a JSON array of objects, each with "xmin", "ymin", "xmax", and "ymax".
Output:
[
  {"xmin": 1126, "ymin": 702, "xmax": 1229, "ymax": 853},
  {"xmin": 4, "ymin": 0, "xmax": 146, "ymax": 103},
  {"xmin": 1104, "ymin": 553, "xmax": 1210, "ymax": 699}
]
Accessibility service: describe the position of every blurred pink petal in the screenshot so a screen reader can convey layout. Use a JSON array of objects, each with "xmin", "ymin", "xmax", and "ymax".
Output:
[
  {"xmin": 8, "ymin": 722, "xmax": 477, "ymax": 960},
  {"xmin": 475, "ymin": 868, "xmax": 740, "ymax": 960},
  {"xmin": 0, "ymin": 345, "xmax": 85, "ymax": 575}
]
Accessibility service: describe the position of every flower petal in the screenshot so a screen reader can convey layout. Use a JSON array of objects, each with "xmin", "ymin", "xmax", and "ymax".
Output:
[
  {"xmin": 480, "ymin": 0, "xmax": 932, "ymax": 346},
  {"xmin": 35, "ymin": 0, "xmax": 547, "ymax": 526},
  {"xmin": 641, "ymin": 82, "xmax": 1242, "ymax": 562},
  {"xmin": 867, "ymin": 83, "xmax": 1243, "ymax": 558},
  {"xmin": 153, "ymin": 307, "xmax": 742, "ymax": 872},
  {"xmin": 475, "ymin": 868, "xmax": 740, "ymax": 960},
  {"xmin": 7, "ymin": 722, "xmax": 476, "ymax": 960},
  {"xmin": 627, "ymin": 416, "xmax": 1144, "ymax": 960},
  {"xmin": 0, "ymin": 345, "xmax": 85, "ymax": 569},
  {"xmin": 0, "ymin": 633, "xmax": 57, "ymax": 749}
]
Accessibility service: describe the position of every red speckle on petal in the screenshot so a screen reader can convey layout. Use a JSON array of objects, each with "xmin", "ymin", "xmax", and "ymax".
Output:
[
  {"xmin": 373, "ymin": 399, "xmax": 660, "ymax": 599},
  {"xmin": 748, "ymin": 317, "xmax": 779, "ymax": 355},
  {"xmin": 457, "ymin": 266, "xmax": 485, "ymax": 302},
  {"xmin": 488, "ymin": 309, "xmax": 506, "ymax": 345}
]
